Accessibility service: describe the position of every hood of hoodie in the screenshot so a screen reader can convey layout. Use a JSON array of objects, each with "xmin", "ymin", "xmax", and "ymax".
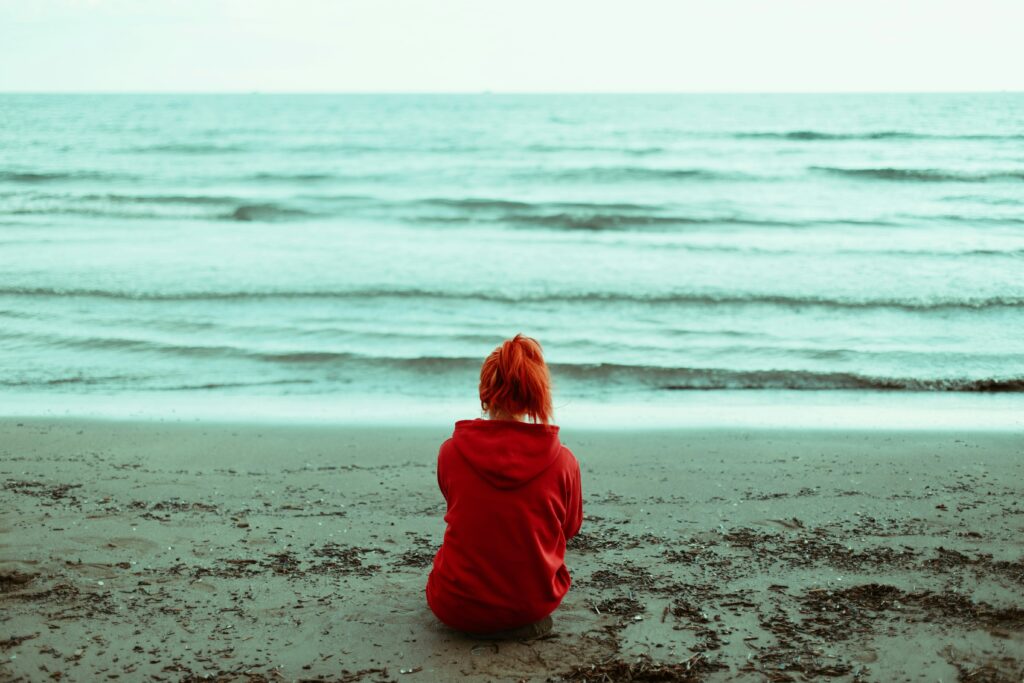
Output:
[{"xmin": 451, "ymin": 419, "xmax": 562, "ymax": 490}]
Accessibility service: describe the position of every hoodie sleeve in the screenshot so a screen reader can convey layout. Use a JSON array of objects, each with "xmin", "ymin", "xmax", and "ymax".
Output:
[
  {"xmin": 436, "ymin": 441, "xmax": 450, "ymax": 503},
  {"xmin": 562, "ymin": 451, "xmax": 583, "ymax": 540}
]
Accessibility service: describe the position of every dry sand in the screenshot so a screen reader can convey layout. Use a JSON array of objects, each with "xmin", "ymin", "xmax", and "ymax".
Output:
[{"xmin": 1, "ymin": 419, "xmax": 1022, "ymax": 682}]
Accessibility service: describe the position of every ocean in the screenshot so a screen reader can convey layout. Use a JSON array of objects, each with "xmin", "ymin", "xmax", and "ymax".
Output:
[{"xmin": 1, "ymin": 93, "xmax": 1022, "ymax": 427}]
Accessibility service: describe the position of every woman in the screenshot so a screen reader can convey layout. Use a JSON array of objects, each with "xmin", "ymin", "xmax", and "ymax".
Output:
[{"xmin": 426, "ymin": 334, "xmax": 583, "ymax": 639}]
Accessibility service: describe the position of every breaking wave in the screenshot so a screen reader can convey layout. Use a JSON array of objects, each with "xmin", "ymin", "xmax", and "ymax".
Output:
[
  {"xmin": 129, "ymin": 142, "xmax": 250, "ymax": 154},
  {"xmin": 222, "ymin": 203, "xmax": 318, "ymax": 221},
  {"xmin": 3, "ymin": 286, "xmax": 1022, "ymax": 311},
  {"xmin": 543, "ymin": 166, "xmax": 745, "ymax": 182},
  {"xmin": 652, "ymin": 368, "xmax": 1024, "ymax": 392},
  {"xmin": 812, "ymin": 167, "xmax": 1024, "ymax": 183},
  {"xmin": 0, "ymin": 170, "xmax": 128, "ymax": 183},
  {"xmin": 737, "ymin": 131, "xmax": 1024, "ymax": 141}
]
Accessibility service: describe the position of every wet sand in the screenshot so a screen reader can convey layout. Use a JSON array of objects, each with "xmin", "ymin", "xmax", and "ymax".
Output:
[{"xmin": 1, "ymin": 419, "xmax": 1022, "ymax": 682}]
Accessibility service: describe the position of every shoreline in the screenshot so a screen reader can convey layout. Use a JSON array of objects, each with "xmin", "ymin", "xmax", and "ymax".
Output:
[
  {"xmin": 1, "ymin": 388, "xmax": 1022, "ymax": 431},
  {"xmin": 1, "ymin": 419, "xmax": 1022, "ymax": 681}
]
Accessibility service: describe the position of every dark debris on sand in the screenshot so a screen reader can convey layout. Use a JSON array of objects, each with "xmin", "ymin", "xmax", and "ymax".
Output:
[
  {"xmin": 550, "ymin": 653, "xmax": 727, "ymax": 682},
  {"xmin": 170, "ymin": 544, "xmax": 387, "ymax": 581},
  {"xmin": 593, "ymin": 596, "xmax": 645, "ymax": 617},
  {"xmin": 568, "ymin": 529, "xmax": 627, "ymax": 554},
  {"xmin": 940, "ymin": 645, "xmax": 1024, "ymax": 683},
  {"xmin": 561, "ymin": 513, "xmax": 1023, "ymax": 682},
  {"xmin": 748, "ymin": 606, "xmax": 859, "ymax": 680},
  {"xmin": 0, "ymin": 568, "xmax": 38, "ymax": 594},
  {"xmin": 174, "ymin": 665, "xmax": 395, "ymax": 682},
  {"xmin": 797, "ymin": 582, "xmax": 1024, "ymax": 636},
  {"xmin": 3, "ymin": 479, "xmax": 82, "ymax": 504},
  {"xmin": 392, "ymin": 532, "xmax": 437, "ymax": 568},
  {"xmin": 310, "ymin": 542, "xmax": 381, "ymax": 576}
]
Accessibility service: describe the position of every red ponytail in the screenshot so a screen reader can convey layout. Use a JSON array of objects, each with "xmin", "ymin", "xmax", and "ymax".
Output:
[{"xmin": 479, "ymin": 334, "xmax": 553, "ymax": 425}]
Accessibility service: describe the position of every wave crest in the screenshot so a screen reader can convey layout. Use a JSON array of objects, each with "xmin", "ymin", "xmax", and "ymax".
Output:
[
  {"xmin": 738, "ymin": 131, "xmax": 1024, "ymax": 142},
  {"xmin": 653, "ymin": 368, "xmax": 1024, "ymax": 392},
  {"xmin": 813, "ymin": 166, "xmax": 1024, "ymax": 183},
  {"xmin": 223, "ymin": 203, "xmax": 317, "ymax": 221},
  {"xmin": 80, "ymin": 193, "xmax": 238, "ymax": 206},
  {"xmin": 0, "ymin": 170, "xmax": 126, "ymax": 183},
  {"xmin": 3, "ymin": 286, "xmax": 1022, "ymax": 311},
  {"xmin": 129, "ymin": 142, "xmax": 250, "ymax": 154},
  {"xmin": 545, "ymin": 166, "xmax": 742, "ymax": 182}
]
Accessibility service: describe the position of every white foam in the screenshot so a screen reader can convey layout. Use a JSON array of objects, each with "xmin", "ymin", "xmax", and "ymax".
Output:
[{"xmin": 1, "ymin": 390, "xmax": 1020, "ymax": 432}]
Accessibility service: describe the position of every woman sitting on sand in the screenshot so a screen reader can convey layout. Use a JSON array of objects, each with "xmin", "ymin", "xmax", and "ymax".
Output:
[{"xmin": 426, "ymin": 334, "xmax": 583, "ymax": 639}]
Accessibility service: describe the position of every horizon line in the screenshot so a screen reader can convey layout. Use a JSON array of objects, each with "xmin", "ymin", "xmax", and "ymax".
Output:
[{"xmin": 2, "ymin": 89, "xmax": 1022, "ymax": 96}]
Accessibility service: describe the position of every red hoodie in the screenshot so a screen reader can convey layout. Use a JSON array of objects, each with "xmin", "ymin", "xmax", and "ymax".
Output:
[{"xmin": 426, "ymin": 419, "xmax": 583, "ymax": 633}]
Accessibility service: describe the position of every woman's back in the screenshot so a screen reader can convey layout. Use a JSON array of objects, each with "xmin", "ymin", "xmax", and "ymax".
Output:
[{"xmin": 425, "ymin": 335, "xmax": 583, "ymax": 635}]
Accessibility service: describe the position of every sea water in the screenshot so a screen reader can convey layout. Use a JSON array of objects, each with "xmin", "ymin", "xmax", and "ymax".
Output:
[{"xmin": 1, "ymin": 94, "xmax": 1022, "ymax": 427}]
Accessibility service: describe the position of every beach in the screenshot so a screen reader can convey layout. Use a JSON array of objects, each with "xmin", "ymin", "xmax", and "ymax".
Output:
[{"xmin": 1, "ymin": 418, "xmax": 1021, "ymax": 681}]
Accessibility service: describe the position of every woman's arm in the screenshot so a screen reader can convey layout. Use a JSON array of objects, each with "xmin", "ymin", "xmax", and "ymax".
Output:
[
  {"xmin": 436, "ymin": 442, "xmax": 450, "ymax": 502},
  {"xmin": 562, "ymin": 457, "xmax": 583, "ymax": 540}
]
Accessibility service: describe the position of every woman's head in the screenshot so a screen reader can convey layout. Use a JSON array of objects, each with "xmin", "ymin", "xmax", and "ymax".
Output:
[{"xmin": 479, "ymin": 334, "xmax": 553, "ymax": 424}]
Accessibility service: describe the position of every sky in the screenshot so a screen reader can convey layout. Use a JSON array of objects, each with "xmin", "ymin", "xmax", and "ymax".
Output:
[{"xmin": 2, "ymin": 0, "xmax": 1023, "ymax": 93}]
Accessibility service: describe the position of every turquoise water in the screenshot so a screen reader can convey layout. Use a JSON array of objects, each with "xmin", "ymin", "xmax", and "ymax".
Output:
[{"xmin": 1, "ymin": 93, "xmax": 1022, "ymax": 422}]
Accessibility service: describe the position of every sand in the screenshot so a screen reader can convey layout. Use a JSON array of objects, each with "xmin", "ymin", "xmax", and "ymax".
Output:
[{"xmin": 1, "ymin": 418, "xmax": 1022, "ymax": 682}]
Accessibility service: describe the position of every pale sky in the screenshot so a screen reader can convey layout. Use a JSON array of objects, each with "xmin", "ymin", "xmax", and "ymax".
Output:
[{"xmin": 2, "ymin": 0, "xmax": 1022, "ymax": 93}]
